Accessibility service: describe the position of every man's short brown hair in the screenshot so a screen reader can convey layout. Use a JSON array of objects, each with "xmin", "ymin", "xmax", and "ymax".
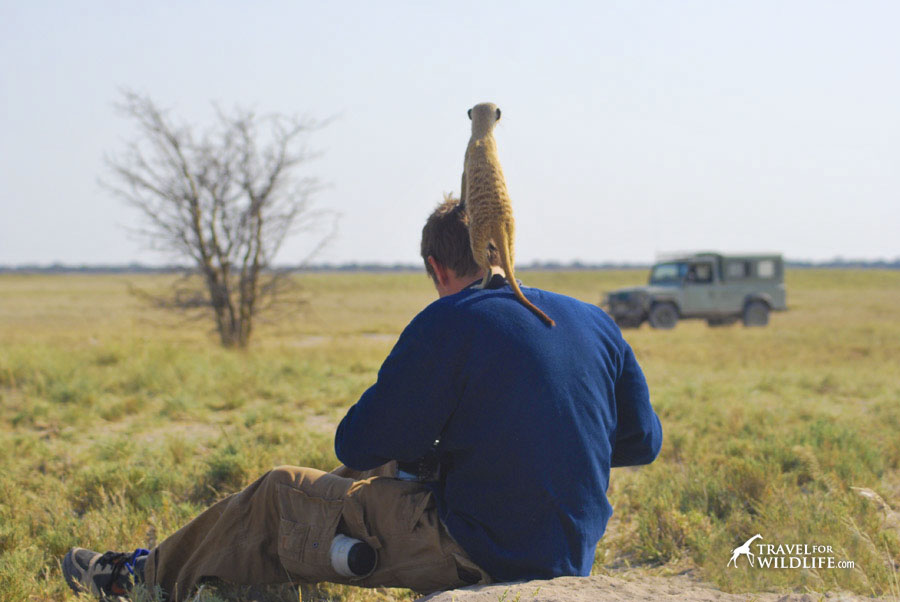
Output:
[{"xmin": 420, "ymin": 195, "xmax": 498, "ymax": 281}]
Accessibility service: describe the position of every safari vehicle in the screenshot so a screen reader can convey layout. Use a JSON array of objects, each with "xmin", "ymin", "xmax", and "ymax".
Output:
[{"xmin": 604, "ymin": 253, "xmax": 787, "ymax": 329}]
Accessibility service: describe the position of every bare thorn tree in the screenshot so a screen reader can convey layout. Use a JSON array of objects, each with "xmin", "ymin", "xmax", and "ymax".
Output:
[{"xmin": 106, "ymin": 90, "xmax": 335, "ymax": 348}]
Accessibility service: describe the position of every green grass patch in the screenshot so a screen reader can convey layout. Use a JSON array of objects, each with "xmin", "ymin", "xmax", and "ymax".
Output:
[{"xmin": 1, "ymin": 270, "xmax": 899, "ymax": 599}]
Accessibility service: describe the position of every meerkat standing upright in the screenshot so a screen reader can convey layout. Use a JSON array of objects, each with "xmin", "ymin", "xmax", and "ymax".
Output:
[{"xmin": 460, "ymin": 102, "xmax": 555, "ymax": 327}]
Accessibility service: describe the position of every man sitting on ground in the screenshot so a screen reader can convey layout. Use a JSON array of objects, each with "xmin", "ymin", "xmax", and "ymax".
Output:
[{"xmin": 63, "ymin": 197, "xmax": 662, "ymax": 601}]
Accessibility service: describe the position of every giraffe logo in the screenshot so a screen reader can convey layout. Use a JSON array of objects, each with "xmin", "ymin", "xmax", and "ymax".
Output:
[{"xmin": 727, "ymin": 534, "xmax": 763, "ymax": 567}]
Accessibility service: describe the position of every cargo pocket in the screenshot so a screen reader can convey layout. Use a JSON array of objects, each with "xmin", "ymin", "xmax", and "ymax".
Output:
[{"xmin": 276, "ymin": 483, "xmax": 343, "ymax": 582}]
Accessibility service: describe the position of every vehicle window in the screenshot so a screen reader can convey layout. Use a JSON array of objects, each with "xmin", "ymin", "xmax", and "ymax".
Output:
[
  {"xmin": 686, "ymin": 263, "xmax": 713, "ymax": 284},
  {"xmin": 725, "ymin": 261, "xmax": 750, "ymax": 279},
  {"xmin": 650, "ymin": 262, "xmax": 687, "ymax": 284},
  {"xmin": 757, "ymin": 260, "xmax": 776, "ymax": 278}
]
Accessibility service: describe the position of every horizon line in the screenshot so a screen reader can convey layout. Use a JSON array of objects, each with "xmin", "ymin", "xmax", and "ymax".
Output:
[{"xmin": 2, "ymin": 257, "xmax": 900, "ymax": 274}]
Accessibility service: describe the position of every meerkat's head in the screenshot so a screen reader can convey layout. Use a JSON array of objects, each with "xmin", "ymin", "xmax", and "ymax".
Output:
[{"xmin": 468, "ymin": 102, "xmax": 501, "ymax": 136}]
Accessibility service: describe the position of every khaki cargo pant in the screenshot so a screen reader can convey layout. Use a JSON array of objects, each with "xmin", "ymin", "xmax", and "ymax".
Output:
[{"xmin": 143, "ymin": 463, "xmax": 490, "ymax": 601}]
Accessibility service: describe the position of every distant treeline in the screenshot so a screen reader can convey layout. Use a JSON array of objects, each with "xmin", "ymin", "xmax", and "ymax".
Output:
[{"xmin": 2, "ymin": 258, "xmax": 899, "ymax": 274}]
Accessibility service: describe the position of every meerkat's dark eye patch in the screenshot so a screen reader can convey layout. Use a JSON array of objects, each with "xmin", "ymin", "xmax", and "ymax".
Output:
[
  {"xmin": 468, "ymin": 108, "xmax": 472, "ymax": 119},
  {"xmin": 496, "ymin": 108, "xmax": 501, "ymax": 120}
]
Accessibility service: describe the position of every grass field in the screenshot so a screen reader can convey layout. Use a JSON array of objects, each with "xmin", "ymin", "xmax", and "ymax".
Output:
[{"xmin": 1, "ymin": 269, "xmax": 899, "ymax": 600}]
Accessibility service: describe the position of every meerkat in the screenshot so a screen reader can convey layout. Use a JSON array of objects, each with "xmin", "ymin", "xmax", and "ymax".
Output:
[{"xmin": 461, "ymin": 102, "xmax": 555, "ymax": 327}]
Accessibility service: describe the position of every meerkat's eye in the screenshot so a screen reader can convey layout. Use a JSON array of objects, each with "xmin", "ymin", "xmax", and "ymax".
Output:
[
  {"xmin": 468, "ymin": 108, "xmax": 472, "ymax": 120},
  {"xmin": 496, "ymin": 108, "xmax": 501, "ymax": 120}
]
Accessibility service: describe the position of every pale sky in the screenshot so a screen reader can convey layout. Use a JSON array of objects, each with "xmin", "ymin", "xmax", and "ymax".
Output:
[{"xmin": 1, "ymin": 1, "xmax": 898, "ymax": 266}]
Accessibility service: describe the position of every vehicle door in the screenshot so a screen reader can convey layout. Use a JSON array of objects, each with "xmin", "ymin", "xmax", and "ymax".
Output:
[
  {"xmin": 681, "ymin": 260, "xmax": 716, "ymax": 316},
  {"xmin": 719, "ymin": 259, "xmax": 753, "ymax": 313}
]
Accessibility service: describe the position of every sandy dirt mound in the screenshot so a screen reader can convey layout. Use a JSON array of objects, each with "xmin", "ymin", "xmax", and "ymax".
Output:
[{"xmin": 420, "ymin": 574, "xmax": 864, "ymax": 602}]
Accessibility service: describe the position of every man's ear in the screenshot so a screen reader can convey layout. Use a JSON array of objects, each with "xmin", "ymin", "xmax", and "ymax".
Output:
[{"xmin": 427, "ymin": 256, "xmax": 451, "ymax": 287}]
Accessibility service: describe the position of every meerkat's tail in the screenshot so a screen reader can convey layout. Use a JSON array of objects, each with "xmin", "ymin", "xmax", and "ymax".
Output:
[{"xmin": 496, "ymin": 231, "xmax": 555, "ymax": 328}]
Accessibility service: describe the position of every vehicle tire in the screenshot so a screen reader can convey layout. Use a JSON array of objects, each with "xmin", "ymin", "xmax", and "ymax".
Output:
[
  {"xmin": 648, "ymin": 303, "xmax": 678, "ymax": 329},
  {"xmin": 742, "ymin": 300, "xmax": 769, "ymax": 327}
]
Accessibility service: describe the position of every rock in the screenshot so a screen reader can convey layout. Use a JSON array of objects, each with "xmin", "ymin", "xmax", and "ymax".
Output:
[{"xmin": 419, "ymin": 574, "xmax": 868, "ymax": 602}]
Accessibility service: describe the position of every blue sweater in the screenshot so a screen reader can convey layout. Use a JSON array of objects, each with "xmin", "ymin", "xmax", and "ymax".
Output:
[{"xmin": 335, "ymin": 278, "xmax": 662, "ymax": 582}]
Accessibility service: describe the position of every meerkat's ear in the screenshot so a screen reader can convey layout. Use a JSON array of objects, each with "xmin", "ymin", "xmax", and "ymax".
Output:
[
  {"xmin": 467, "ymin": 108, "xmax": 472, "ymax": 120},
  {"xmin": 496, "ymin": 108, "xmax": 501, "ymax": 121}
]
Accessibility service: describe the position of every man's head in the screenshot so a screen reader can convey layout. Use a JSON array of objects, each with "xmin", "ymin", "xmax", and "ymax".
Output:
[{"xmin": 420, "ymin": 195, "xmax": 498, "ymax": 297}]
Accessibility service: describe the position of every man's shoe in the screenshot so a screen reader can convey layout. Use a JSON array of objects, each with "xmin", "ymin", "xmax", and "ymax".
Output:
[{"xmin": 62, "ymin": 547, "xmax": 149, "ymax": 600}]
